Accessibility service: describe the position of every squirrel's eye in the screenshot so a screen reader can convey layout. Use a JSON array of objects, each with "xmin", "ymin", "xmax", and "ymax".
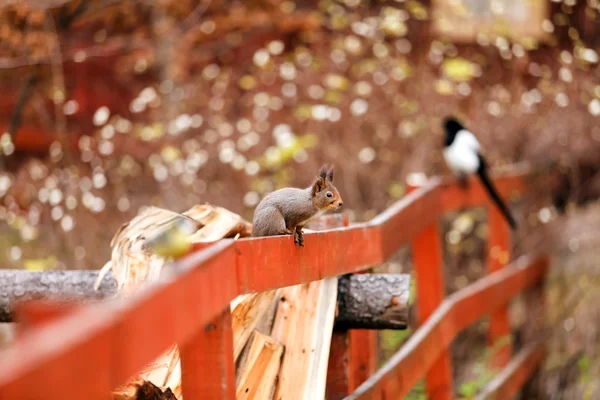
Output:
[{"xmin": 326, "ymin": 192, "xmax": 333, "ymax": 198}]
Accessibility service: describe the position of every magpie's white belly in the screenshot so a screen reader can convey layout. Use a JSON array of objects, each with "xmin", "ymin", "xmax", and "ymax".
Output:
[{"xmin": 443, "ymin": 146, "xmax": 479, "ymax": 175}]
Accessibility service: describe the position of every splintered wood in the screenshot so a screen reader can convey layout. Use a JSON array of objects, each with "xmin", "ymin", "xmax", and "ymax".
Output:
[
  {"xmin": 103, "ymin": 204, "xmax": 254, "ymax": 400},
  {"xmin": 271, "ymin": 279, "xmax": 338, "ymax": 400},
  {"xmin": 103, "ymin": 205, "xmax": 340, "ymax": 400},
  {"xmin": 233, "ymin": 214, "xmax": 343, "ymax": 400},
  {"xmin": 231, "ymin": 291, "xmax": 278, "ymax": 361},
  {"xmin": 105, "ymin": 208, "xmax": 354, "ymax": 400},
  {"xmin": 5, "ymin": 205, "xmax": 411, "ymax": 400},
  {"xmin": 236, "ymin": 331, "xmax": 284, "ymax": 400}
]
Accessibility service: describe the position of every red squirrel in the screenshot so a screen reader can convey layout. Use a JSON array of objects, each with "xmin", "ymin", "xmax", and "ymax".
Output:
[{"xmin": 251, "ymin": 164, "xmax": 343, "ymax": 246}]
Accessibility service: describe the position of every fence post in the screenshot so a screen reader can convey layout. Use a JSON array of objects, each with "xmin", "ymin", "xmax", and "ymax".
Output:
[
  {"xmin": 348, "ymin": 329, "xmax": 379, "ymax": 394},
  {"xmin": 327, "ymin": 304, "xmax": 380, "ymax": 400},
  {"xmin": 326, "ymin": 331, "xmax": 350, "ymax": 400},
  {"xmin": 519, "ymin": 257, "xmax": 548, "ymax": 399},
  {"xmin": 180, "ymin": 307, "xmax": 236, "ymax": 400},
  {"xmin": 487, "ymin": 206, "xmax": 513, "ymax": 369},
  {"xmin": 324, "ymin": 214, "xmax": 380, "ymax": 400},
  {"xmin": 412, "ymin": 222, "xmax": 453, "ymax": 400}
]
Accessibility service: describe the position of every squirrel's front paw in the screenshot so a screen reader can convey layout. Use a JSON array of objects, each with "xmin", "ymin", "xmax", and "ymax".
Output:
[{"xmin": 293, "ymin": 230, "xmax": 304, "ymax": 247}]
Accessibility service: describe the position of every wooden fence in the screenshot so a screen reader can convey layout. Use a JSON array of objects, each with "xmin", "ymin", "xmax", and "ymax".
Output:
[{"xmin": 0, "ymin": 166, "xmax": 548, "ymax": 399}]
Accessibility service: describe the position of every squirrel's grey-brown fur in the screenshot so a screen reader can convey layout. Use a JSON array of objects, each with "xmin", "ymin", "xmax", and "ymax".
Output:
[{"xmin": 251, "ymin": 164, "xmax": 343, "ymax": 246}]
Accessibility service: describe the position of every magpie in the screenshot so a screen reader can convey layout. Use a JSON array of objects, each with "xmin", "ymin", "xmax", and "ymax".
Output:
[{"xmin": 442, "ymin": 116, "xmax": 517, "ymax": 230}]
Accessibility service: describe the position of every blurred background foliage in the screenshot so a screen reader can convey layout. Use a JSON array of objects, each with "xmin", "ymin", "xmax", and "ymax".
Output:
[{"xmin": 2, "ymin": 0, "xmax": 600, "ymax": 397}]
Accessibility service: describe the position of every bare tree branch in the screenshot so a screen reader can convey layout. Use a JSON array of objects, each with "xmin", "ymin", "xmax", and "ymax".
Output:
[
  {"xmin": 177, "ymin": 0, "xmax": 212, "ymax": 34},
  {"xmin": 2, "ymin": 0, "xmax": 90, "ymax": 152},
  {"xmin": 57, "ymin": 0, "xmax": 89, "ymax": 28},
  {"xmin": 6, "ymin": 72, "xmax": 39, "ymax": 141},
  {"xmin": 45, "ymin": 12, "xmax": 73, "ymax": 164},
  {"xmin": 0, "ymin": 39, "xmax": 153, "ymax": 69},
  {"xmin": 0, "ymin": 0, "xmax": 72, "ymax": 9},
  {"xmin": 0, "ymin": 6, "xmax": 321, "ymax": 70}
]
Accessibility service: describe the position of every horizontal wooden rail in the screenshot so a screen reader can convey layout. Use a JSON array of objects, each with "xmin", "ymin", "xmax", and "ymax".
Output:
[
  {"xmin": 0, "ymin": 169, "xmax": 530, "ymax": 400},
  {"xmin": 439, "ymin": 171, "xmax": 526, "ymax": 212},
  {"xmin": 345, "ymin": 255, "xmax": 549, "ymax": 400},
  {"xmin": 475, "ymin": 343, "xmax": 544, "ymax": 400}
]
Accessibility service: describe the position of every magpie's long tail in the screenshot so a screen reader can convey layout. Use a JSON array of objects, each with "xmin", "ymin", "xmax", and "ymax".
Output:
[{"xmin": 476, "ymin": 155, "xmax": 517, "ymax": 230}]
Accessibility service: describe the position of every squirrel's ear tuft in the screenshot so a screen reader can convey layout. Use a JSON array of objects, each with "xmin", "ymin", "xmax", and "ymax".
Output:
[
  {"xmin": 312, "ymin": 177, "xmax": 325, "ymax": 195},
  {"xmin": 327, "ymin": 166, "xmax": 334, "ymax": 182},
  {"xmin": 319, "ymin": 164, "xmax": 328, "ymax": 179},
  {"xmin": 313, "ymin": 164, "xmax": 328, "ymax": 194}
]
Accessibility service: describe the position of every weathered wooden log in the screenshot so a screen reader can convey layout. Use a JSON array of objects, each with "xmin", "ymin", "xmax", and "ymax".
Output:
[
  {"xmin": 334, "ymin": 273, "xmax": 410, "ymax": 331},
  {"xmin": 0, "ymin": 270, "xmax": 410, "ymax": 329},
  {"xmin": 0, "ymin": 269, "xmax": 117, "ymax": 322}
]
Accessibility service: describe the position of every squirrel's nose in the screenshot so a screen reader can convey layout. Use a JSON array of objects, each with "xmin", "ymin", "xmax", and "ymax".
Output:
[{"xmin": 338, "ymin": 202, "xmax": 343, "ymax": 207}]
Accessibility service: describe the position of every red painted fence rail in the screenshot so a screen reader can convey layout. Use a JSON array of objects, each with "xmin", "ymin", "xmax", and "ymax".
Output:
[
  {"xmin": 0, "ymin": 165, "xmax": 546, "ymax": 400},
  {"xmin": 345, "ymin": 255, "xmax": 548, "ymax": 400}
]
